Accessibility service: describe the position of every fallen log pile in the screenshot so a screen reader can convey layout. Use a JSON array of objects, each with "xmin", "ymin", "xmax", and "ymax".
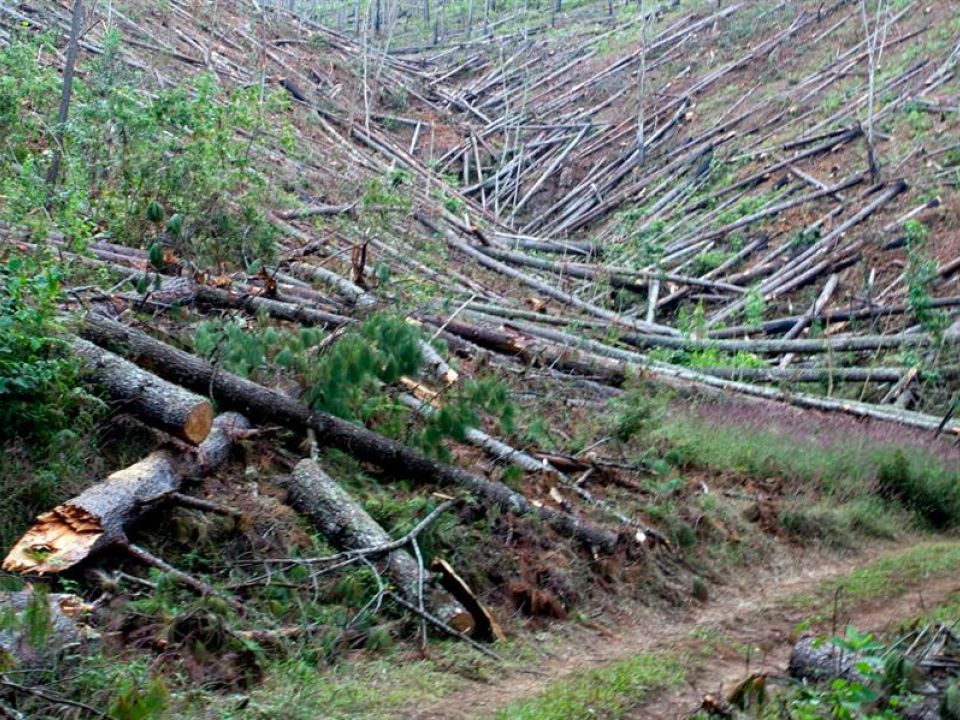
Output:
[{"xmin": 1, "ymin": 0, "xmax": 959, "ymax": 699}]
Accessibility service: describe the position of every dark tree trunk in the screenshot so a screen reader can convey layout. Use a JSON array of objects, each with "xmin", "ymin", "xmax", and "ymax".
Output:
[{"xmin": 45, "ymin": 0, "xmax": 84, "ymax": 195}]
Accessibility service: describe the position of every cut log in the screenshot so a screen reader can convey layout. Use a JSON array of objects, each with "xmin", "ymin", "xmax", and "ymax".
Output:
[
  {"xmin": 431, "ymin": 557, "xmax": 504, "ymax": 643},
  {"xmin": 788, "ymin": 636, "xmax": 868, "ymax": 683},
  {"xmin": 72, "ymin": 338, "xmax": 213, "ymax": 445},
  {"xmin": 288, "ymin": 460, "xmax": 476, "ymax": 634},
  {"xmin": 288, "ymin": 460, "xmax": 433, "ymax": 604},
  {"xmin": 3, "ymin": 413, "xmax": 249, "ymax": 575},
  {"xmin": 81, "ymin": 313, "xmax": 621, "ymax": 552},
  {"xmin": 0, "ymin": 588, "xmax": 95, "ymax": 671}
]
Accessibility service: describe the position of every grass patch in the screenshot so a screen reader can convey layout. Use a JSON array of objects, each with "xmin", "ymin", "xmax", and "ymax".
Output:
[
  {"xmin": 787, "ymin": 542, "xmax": 960, "ymax": 610},
  {"xmin": 652, "ymin": 416, "xmax": 960, "ymax": 529},
  {"xmin": 493, "ymin": 653, "xmax": 684, "ymax": 720},
  {"xmin": 777, "ymin": 496, "xmax": 902, "ymax": 548},
  {"xmin": 877, "ymin": 449, "xmax": 960, "ymax": 529},
  {"xmin": 174, "ymin": 640, "xmax": 537, "ymax": 720}
]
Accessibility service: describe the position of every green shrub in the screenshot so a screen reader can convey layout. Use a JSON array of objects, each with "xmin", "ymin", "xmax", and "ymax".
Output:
[
  {"xmin": 0, "ymin": 32, "xmax": 281, "ymax": 265},
  {"xmin": 0, "ymin": 251, "xmax": 85, "ymax": 440},
  {"xmin": 610, "ymin": 390, "xmax": 663, "ymax": 442},
  {"xmin": 877, "ymin": 449, "xmax": 960, "ymax": 529}
]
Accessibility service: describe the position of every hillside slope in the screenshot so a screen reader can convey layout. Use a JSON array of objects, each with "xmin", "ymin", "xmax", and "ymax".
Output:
[{"xmin": 0, "ymin": 0, "xmax": 959, "ymax": 717}]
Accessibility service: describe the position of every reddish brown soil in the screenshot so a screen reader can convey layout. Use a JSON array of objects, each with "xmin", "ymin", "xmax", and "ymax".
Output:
[{"xmin": 406, "ymin": 540, "xmax": 960, "ymax": 720}]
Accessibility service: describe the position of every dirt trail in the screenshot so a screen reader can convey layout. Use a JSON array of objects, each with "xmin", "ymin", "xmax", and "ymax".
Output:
[
  {"xmin": 632, "ymin": 561, "xmax": 960, "ymax": 719},
  {"xmin": 410, "ymin": 541, "xmax": 960, "ymax": 720}
]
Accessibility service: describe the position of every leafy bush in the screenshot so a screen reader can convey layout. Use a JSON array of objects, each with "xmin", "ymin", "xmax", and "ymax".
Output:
[
  {"xmin": 877, "ymin": 449, "xmax": 960, "ymax": 529},
  {"xmin": 0, "ymin": 31, "xmax": 282, "ymax": 265},
  {"xmin": 772, "ymin": 627, "xmax": 922, "ymax": 720},
  {"xmin": 0, "ymin": 251, "xmax": 84, "ymax": 440}
]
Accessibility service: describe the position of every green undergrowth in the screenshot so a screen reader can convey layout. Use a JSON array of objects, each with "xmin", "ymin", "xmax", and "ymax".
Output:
[
  {"xmin": 0, "ymin": 247, "xmax": 108, "ymax": 552},
  {"xmin": 493, "ymin": 653, "xmax": 685, "ymax": 720},
  {"xmin": 652, "ymin": 411, "xmax": 960, "ymax": 535},
  {"xmin": 1, "ymin": 30, "xmax": 286, "ymax": 264},
  {"xmin": 178, "ymin": 640, "xmax": 535, "ymax": 720}
]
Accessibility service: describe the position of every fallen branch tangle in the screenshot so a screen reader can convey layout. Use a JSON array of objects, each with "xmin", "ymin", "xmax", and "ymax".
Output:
[
  {"xmin": 2, "ymin": 0, "xmax": 960, "ymax": 682},
  {"xmin": 80, "ymin": 312, "xmax": 623, "ymax": 552}
]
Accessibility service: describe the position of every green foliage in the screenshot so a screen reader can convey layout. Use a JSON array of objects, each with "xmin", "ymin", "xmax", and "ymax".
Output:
[
  {"xmin": 744, "ymin": 285, "xmax": 765, "ymax": 330},
  {"xmin": 690, "ymin": 250, "xmax": 729, "ymax": 276},
  {"xmin": 108, "ymin": 676, "xmax": 170, "ymax": 720},
  {"xmin": 22, "ymin": 585, "xmax": 52, "ymax": 650},
  {"xmin": 877, "ymin": 449, "xmax": 960, "ymax": 529},
  {"xmin": 194, "ymin": 314, "xmax": 326, "ymax": 382},
  {"xmin": 778, "ymin": 628, "xmax": 908, "ymax": 720},
  {"xmin": 615, "ymin": 212, "xmax": 665, "ymax": 267},
  {"xmin": 790, "ymin": 227, "xmax": 821, "ymax": 251},
  {"xmin": 0, "ymin": 250, "xmax": 87, "ymax": 440},
  {"xmin": 307, "ymin": 314, "xmax": 422, "ymax": 419},
  {"xmin": 654, "ymin": 414, "xmax": 958, "ymax": 532},
  {"xmin": 901, "ymin": 101, "xmax": 933, "ymax": 137},
  {"xmin": 903, "ymin": 220, "xmax": 948, "ymax": 336},
  {"xmin": 416, "ymin": 377, "xmax": 516, "ymax": 460},
  {"xmin": 684, "ymin": 346, "xmax": 764, "ymax": 371},
  {"xmin": 439, "ymin": 191, "xmax": 465, "ymax": 215},
  {"xmin": 0, "ymin": 586, "xmax": 51, "ymax": 655},
  {"xmin": 610, "ymin": 390, "xmax": 662, "ymax": 442},
  {"xmin": 361, "ymin": 170, "xmax": 413, "ymax": 219},
  {"xmin": 714, "ymin": 193, "xmax": 768, "ymax": 228},
  {"xmin": 194, "ymin": 313, "xmax": 515, "ymax": 459},
  {"xmin": 691, "ymin": 576, "xmax": 709, "ymax": 602},
  {"xmin": 0, "ymin": 32, "xmax": 280, "ymax": 264}
]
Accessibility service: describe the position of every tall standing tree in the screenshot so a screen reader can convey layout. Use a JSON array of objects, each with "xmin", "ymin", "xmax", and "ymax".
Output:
[
  {"xmin": 860, "ymin": 0, "xmax": 889, "ymax": 184},
  {"xmin": 45, "ymin": 0, "xmax": 84, "ymax": 197},
  {"xmin": 635, "ymin": 0, "xmax": 649, "ymax": 163}
]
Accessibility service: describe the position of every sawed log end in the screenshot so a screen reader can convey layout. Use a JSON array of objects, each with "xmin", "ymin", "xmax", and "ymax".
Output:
[
  {"xmin": 2, "ymin": 505, "xmax": 103, "ymax": 575},
  {"xmin": 183, "ymin": 401, "xmax": 215, "ymax": 445}
]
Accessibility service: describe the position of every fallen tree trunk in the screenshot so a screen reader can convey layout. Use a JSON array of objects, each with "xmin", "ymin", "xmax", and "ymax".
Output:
[
  {"xmin": 72, "ymin": 338, "xmax": 213, "ymax": 445},
  {"xmin": 287, "ymin": 261, "xmax": 377, "ymax": 308},
  {"xmin": 0, "ymin": 589, "xmax": 94, "ymax": 671},
  {"xmin": 287, "ymin": 459, "xmax": 474, "ymax": 630},
  {"xmin": 3, "ymin": 413, "xmax": 249, "ymax": 575},
  {"xmin": 193, "ymin": 284, "xmax": 351, "ymax": 328},
  {"xmin": 789, "ymin": 636, "xmax": 868, "ymax": 683},
  {"xmin": 450, "ymin": 316, "xmax": 960, "ymax": 436},
  {"xmin": 81, "ymin": 313, "xmax": 621, "ymax": 552}
]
